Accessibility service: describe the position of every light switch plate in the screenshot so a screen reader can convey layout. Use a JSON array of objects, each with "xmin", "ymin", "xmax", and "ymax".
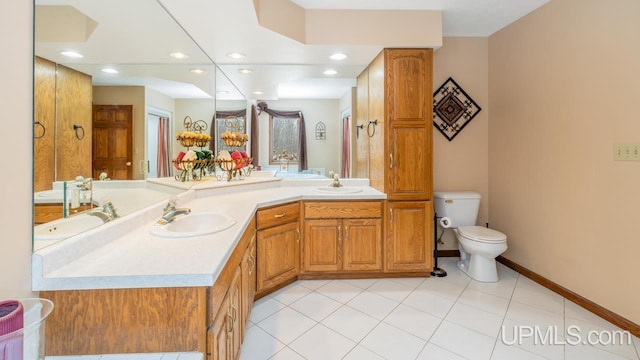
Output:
[{"xmin": 614, "ymin": 143, "xmax": 640, "ymax": 161}]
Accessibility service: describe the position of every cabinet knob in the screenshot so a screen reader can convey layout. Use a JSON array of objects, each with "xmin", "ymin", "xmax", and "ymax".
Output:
[
  {"xmin": 389, "ymin": 154, "xmax": 393, "ymax": 169},
  {"xmin": 274, "ymin": 212, "xmax": 286, "ymax": 218}
]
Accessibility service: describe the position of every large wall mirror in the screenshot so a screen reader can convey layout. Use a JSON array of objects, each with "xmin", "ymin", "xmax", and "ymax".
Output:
[{"xmin": 33, "ymin": 0, "xmax": 225, "ymax": 250}]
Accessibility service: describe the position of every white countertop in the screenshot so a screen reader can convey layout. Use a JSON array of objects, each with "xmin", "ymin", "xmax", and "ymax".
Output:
[{"xmin": 32, "ymin": 178, "xmax": 385, "ymax": 291}]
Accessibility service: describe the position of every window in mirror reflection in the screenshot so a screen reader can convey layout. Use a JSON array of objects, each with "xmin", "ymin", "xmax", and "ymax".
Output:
[
  {"xmin": 216, "ymin": 115, "xmax": 246, "ymax": 154},
  {"xmin": 269, "ymin": 116, "xmax": 300, "ymax": 165}
]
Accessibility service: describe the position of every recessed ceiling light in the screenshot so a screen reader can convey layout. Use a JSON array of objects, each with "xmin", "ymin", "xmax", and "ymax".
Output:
[
  {"xmin": 238, "ymin": 68, "xmax": 254, "ymax": 74},
  {"xmin": 227, "ymin": 52, "xmax": 246, "ymax": 59},
  {"xmin": 101, "ymin": 68, "xmax": 119, "ymax": 74},
  {"xmin": 60, "ymin": 50, "xmax": 83, "ymax": 58},
  {"xmin": 169, "ymin": 52, "xmax": 188, "ymax": 59},
  {"xmin": 252, "ymin": 91, "xmax": 264, "ymax": 95},
  {"xmin": 190, "ymin": 68, "xmax": 207, "ymax": 74},
  {"xmin": 323, "ymin": 69, "xmax": 338, "ymax": 75},
  {"xmin": 329, "ymin": 53, "xmax": 347, "ymax": 60},
  {"xmin": 216, "ymin": 90, "xmax": 229, "ymax": 95}
]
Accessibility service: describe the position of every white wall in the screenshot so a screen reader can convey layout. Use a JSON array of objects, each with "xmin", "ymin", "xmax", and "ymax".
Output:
[
  {"xmin": 256, "ymin": 99, "xmax": 341, "ymax": 174},
  {"xmin": 0, "ymin": 1, "xmax": 34, "ymax": 299}
]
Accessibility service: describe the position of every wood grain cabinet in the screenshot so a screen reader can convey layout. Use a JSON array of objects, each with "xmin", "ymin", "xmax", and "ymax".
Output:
[
  {"xmin": 385, "ymin": 201, "xmax": 432, "ymax": 272},
  {"xmin": 210, "ymin": 266, "xmax": 242, "ymax": 360},
  {"xmin": 256, "ymin": 202, "xmax": 300, "ymax": 295},
  {"xmin": 356, "ymin": 48, "xmax": 434, "ymax": 274},
  {"xmin": 240, "ymin": 234, "xmax": 256, "ymax": 340},
  {"xmin": 302, "ymin": 201, "xmax": 383, "ymax": 274}
]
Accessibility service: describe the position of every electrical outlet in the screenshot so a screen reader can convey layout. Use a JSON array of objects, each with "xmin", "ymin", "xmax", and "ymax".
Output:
[{"xmin": 614, "ymin": 143, "xmax": 640, "ymax": 161}]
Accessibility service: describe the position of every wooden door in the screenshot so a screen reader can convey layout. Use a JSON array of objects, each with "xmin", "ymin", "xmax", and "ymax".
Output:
[
  {"xmin": 385, "ymin": 201, "xmax": 432, "ymax": 272},
  {"xmin": 92, "ymin": 105, "xmax": 133, "ymax": 180},
  {"xmin": 343, "ymin": 219, "xmax": 382, "ymax": 271},
  {"xmin": 256, "ymin": 222, "xmax": 300, "ymax": 292},
  {"xmin": 385, "ymin": 49, "xmax": 432, "ymax": 123},
  {"xmin": 303, "ymin": 219, "xmax": 341, "ymax": 272},
  {"xmin": 388, "ymin": 123, "xmax": 431, "ymax": 200}
]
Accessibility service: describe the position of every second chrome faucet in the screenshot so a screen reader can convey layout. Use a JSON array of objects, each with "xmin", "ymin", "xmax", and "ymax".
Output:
[{"xmin": 157, "ymin": 196, "xmax": 191, "ymax": 225}]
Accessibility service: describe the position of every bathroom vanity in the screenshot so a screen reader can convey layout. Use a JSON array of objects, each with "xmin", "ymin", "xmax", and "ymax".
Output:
[{"xmin": 34, "ymin": 176, "xmax": 433, "ymax": 358}]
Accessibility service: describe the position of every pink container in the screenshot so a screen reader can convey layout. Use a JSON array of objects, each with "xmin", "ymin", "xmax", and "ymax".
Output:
[
  {"xmin": 0, "ymin": 300, "xmax": 23, "ymax": 360},
  {"xmin": 0, "ymin": 299, "xmax": 53, "ymax": 360}
]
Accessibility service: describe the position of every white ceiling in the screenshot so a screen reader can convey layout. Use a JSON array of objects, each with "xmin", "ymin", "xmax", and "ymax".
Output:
[{"xmin": 34, "ymin": 0, "xmax": 549, "ymax": 101}]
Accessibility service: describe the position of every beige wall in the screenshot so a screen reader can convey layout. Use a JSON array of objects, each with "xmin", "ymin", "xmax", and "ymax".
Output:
[
  {"xmin": 433, "ymin": 37, "xmax": 490, "ymax": 250},
  {"xmin": 1, "ymin": 0, "xmax": 34, "ymax": 299},
  {"xmin": 489, "ymin": 0, "xmax": 640, "ymax": 323},
  {"xmin": 93, "ymin": 86, "xmax": 146, "ymax": 180}
]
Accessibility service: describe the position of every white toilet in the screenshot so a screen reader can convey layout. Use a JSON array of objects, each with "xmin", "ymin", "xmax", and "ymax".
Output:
[{"xmin": 433, "ymin": 191, "xmax": 507, "ymax": 282}]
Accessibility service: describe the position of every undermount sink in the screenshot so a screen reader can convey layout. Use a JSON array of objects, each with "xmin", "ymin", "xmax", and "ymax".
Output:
[
  {"xmin": 34, "ymin": 214, "xmax": 105, "ymax": 241},
  {"xmin": 150, "ymin": 212, "xmax": 236, "ymax": 238},
  {"xmin": 314, "ymin": 186, "xmax": 363, "ymax": 194}
]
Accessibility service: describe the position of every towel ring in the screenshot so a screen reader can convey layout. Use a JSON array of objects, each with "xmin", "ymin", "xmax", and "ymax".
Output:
[
  {"xmin": 34, "ymin": 121, "xmax": 46, "ymax": 139},
  {"xmin": 73, "ymin": 124, "xmax": 85, "ymax": 140},
  {"xmin": 367, "ymin": 119, "xmax": 378, "ymax": 137}
]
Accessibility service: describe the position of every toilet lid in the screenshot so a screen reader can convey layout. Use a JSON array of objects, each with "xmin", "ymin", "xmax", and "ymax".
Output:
[{"xmin": 458, "ymin": 226, "xmax": 506, "ymax": 243}]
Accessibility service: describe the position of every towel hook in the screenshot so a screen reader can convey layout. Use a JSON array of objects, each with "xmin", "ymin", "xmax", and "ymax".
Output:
[
  {"xmin": 356, "ymin": 124, "xmax": 364, "ymax": 139},
  {"xmin": 73, "ymin": 124, "xmax": 85, "ymax": 140},
  {"xmin": 34, "ymin": 121, "xmax": 46, "ymax": 139}
]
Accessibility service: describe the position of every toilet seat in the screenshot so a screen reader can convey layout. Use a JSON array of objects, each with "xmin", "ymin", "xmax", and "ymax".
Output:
[{"xmin": 458, "ymin": 226, "xmax": 506, "ymax": 244}]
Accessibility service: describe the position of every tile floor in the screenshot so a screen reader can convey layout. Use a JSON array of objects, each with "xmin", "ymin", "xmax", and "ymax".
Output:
[
  {"xmin": 240, "ymin": 258, "xmax": 640, "ymax": 360},
  {"xmin": 46, "ymin": 257, "xmax": 640, "ymax": 360}
]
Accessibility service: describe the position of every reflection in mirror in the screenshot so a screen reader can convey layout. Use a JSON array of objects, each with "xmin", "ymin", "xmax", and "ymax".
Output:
[
  {"xmin": 33, "ymin": 0, "xmax": 216, "ymax": 250},
  {"xmin": 270, "ymin": 116, "xmax": 300, "ymax": 166}
]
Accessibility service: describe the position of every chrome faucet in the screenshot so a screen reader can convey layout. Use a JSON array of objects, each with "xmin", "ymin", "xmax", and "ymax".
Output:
[
  {"xmin": 157, "ymin": 197, "xmax": 191, "ymax": 225},
  {"xmin": 328, "ymin": 171, "xmax": 343, "ymax": 188},
  {"xmin": 88, "ymin": 201, "xmax": 119, "ymax": 223}
]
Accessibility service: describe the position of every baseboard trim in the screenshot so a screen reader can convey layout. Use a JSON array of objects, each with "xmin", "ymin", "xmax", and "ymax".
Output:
[
  {"xmin": 437, "ymin": 250, "xmax": 460, "ymax": 257},
  {"xmin": 497, "ymin": 256, "xmax": 640, "ymax": 338}
]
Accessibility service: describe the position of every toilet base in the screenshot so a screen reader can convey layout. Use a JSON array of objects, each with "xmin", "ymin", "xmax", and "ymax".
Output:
[{"xmin": 457, "ymin": 255, "xmax": 499, "ymax": 283}]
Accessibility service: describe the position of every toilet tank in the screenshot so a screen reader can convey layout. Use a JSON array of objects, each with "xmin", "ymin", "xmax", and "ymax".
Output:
[{"xmin": 433, "ymin": 191, "xmax": 481, "ymax": 227}]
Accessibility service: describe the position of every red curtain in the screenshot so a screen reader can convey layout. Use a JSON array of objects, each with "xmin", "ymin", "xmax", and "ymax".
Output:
[
  {"xmin": 157, "ymin": 117, "xmax": 170, "ymax": 177},
  {"xmin": 341, "ymin": 115, "xmax": 350, "ymax": 178}
]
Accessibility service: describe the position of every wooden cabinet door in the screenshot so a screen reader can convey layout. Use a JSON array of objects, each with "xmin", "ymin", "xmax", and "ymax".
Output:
[
  {"xmin": 256, "ymin": 222, "xmax": 300, "ymax": 292},
  {"xmin": 343, "ymin": 219, "xmax": 382, "ymax": 271},
  {"xmin": 385, "ymin": 49, "xmax": 432, "ymax": 123},
  {"xmin": 385, "ymin": 201, "xmax": 432, "ymax": 272},
  {"xmin": 303, "ymin": 219, "xmax": 341, "ymax": 272},
  {"xmin": 228, "ymin": 267, "xmax": 242, "ymax": 359},
  {"xmin": 388, "ymin": 123, "xmax": 432, "ymax": 200},
  {"xmin": 240, "ymin": 235, "xmax": 256, "ymax": 341},
  {"xmin": 210, "ymin": 294, "xmax": 231, "ymax": 360}
]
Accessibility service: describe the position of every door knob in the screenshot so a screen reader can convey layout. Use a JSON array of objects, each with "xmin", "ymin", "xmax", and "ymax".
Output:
[{"xmin": 126, "ymin": 162, "xmax": 132, "ymax": 166}]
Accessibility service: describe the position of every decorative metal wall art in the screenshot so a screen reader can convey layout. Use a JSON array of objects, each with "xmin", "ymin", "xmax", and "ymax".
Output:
[
  {"xmin": 315, "ymin": 121, "xmax": 326, "ymax": 140},
  {"xmin": 433, "ymin": 77, "xmax": 481, "ymax": 141}
]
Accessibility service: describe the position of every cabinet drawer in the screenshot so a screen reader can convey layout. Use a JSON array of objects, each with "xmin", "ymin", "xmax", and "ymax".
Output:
[
  {"xmin": 304, "ymin": 201, "xmax": 382, "ymax": 219},
  {"xmin": 257, "ymin": 202, "xmax": 300, "ymax": 229}
]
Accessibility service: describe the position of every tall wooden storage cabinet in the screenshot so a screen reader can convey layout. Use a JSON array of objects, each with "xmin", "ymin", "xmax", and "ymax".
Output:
[{"xmin": 355, "ymin": 48, "xmax": 434, "ymax": 273}]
